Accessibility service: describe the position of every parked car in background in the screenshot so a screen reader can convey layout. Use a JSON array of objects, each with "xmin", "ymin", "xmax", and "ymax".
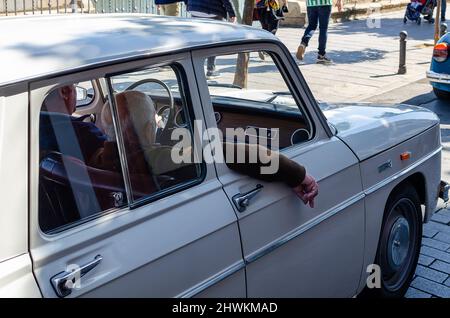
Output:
[
  {"xmin": 0, "ymin": 14, "xmax": 446, "ymax": 298},
  {"xmin": 427, "ymin": 32, "xmax": 450, "ymax": 99}
]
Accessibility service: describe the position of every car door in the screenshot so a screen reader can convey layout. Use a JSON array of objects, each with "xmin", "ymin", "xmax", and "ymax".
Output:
[
  {"xmin": 192, "ymin": 43, "xmax": 365, "ymax": 297},
  {"xmin": 29, "ymin": 53, "xmax": 245, "ymax": 298},
  {"xmin": 0, "ymin": 87, "xmax": 41, "ymax": 297}
]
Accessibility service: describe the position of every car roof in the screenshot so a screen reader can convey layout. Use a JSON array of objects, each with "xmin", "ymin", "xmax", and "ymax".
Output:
[{"xmin": 0, "ymin": 14, "xmax": 276, "ymax": 88}]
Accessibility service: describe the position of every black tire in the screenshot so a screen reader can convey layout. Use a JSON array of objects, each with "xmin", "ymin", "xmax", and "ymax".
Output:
[
  {"xmin": 361, "ymin": 184, "xmax": 422, "ymax": 298},
  {"xmin": 434, "ymin": 87, "xmax": 450, "ymax": 100}
]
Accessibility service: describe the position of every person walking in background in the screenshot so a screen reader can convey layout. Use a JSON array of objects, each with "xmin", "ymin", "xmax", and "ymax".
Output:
[
  {"xmin": 186, "ymin": 0, "xmax": 237, "ymax": 79},
  {"xmin": 255, "ymin": 0, "xmax": 289, "ymax": 60},
  {"xmin": 296, "ymin": 0, "xmax": 342, "ymax": 64},
  {"xmin": 255, "ymin": 0, "xmax": 289, "ymax": 35},
  {"xmin": 156, "ymin": 0, "xmax": 183, "ymax": 16}
]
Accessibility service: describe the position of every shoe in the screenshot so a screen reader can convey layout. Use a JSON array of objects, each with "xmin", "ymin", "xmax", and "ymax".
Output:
[
  {"xmin": 259, "ymin": 51, "xmax": 266, "ymax": 61},
  {"xmin": 296, "ymin": 43, "xmax": 306, "ymax": 61},
  {"xmin": 316, "ymin": 54, "xmax": 333, "ymax": 64},
  {"xmin": 442, "ymin": 17, "xmax": 446, "ymax": 22},
  {"xmin": 206, "ymin": 69, "xmax": 220, "ymax": 79}
]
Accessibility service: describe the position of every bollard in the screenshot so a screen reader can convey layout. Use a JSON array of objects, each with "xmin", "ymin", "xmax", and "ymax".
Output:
[
  {"xmin": 441, "ymin": 23, "xmax": 448, "ymax": 37},
  {"xmin": 398, "ymin": 31, "xmax": 408, "ymax": 75},
  {"xmin": 70, "ymin": 0, "xmax": 76, "ymax": 13}
]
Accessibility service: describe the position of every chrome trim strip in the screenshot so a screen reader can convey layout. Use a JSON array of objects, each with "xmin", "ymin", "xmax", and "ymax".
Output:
[
  {"xmin": 427, "ymin": 70, "xmax": 450, "ymax": 85},
  {"xmin": 364, "ymin": 147, "xmax": 442, "ymax": 196},
  {"xmin": 177, "ymin": 260, "xmax": 245, "ymax": 298},
  {"xmin": 245, "ymin": 192, "xmax": 365, "ymax": 264}
]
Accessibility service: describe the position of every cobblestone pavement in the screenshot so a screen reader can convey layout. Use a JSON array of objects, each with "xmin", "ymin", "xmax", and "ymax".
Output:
[{"xmin": 405, "ymin": 210, "xmax": 450, "ymax": 298}]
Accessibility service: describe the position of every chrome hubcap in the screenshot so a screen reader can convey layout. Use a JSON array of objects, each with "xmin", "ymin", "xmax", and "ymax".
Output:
[
  {"xmin": 380, "ymin": 197, "xmax": 419, "ymax": 292},
  {"xmin": 387, "ymin": 217, "xmax": 410, "ymax": 270}
]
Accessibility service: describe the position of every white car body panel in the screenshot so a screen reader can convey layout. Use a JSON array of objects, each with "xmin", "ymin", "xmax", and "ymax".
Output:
[
  {"xmin": 357, "ymin": 149, "xmax": 441, "ymax": 294},
  {"xmin": 0, "ymin": 14, "xmax": 274, "ymax": 87},
  {"xmin": 0, "ymin": 254, "xmax": 41, "ymax": 297},
  {"xmin": 322, "ymin": 103, "xmax": 440, "ymax": 161},
  {"xmin": 0, "ymin": 92, "xmax": 28, "ymax": 263},
  {"xmin": 220, "ymin": 139, "xmax": 365, "ymax": 297}
]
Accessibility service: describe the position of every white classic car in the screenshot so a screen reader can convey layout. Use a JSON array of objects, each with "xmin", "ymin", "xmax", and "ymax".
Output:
[{"xmin": 0, "ymin": 14, "xmax": 446, "ymax": 298}]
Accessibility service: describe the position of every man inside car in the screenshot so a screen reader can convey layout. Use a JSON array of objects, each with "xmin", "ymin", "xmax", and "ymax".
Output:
[
  {"xmin": 40, "ymin": 84, "xmax": 107, "ymax": 164},
  {"xmin": 40, "ymin": 84, "xmax": 318, "ymax": 208}
]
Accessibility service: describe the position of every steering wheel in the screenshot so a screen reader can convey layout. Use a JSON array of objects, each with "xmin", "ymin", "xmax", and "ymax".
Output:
[{"xmin": 125, "ymin": 79, "xmax": 175, "ymax": 133}]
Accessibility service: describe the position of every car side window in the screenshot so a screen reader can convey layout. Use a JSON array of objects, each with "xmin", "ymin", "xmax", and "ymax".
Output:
[
  {"xmin": 203, "ymin": 51, "xmax": 313, "ymax": 150},
  {"xmin": 38, "ymin": 66, "xmax": 203, "ymax": 233},
  {"xmin": 108, "ymin": 65, "xmax": 202, "ymax": 203},
  {"xmin": 38, "ymin": 83, "xmax": 127, "ymax": 233}
]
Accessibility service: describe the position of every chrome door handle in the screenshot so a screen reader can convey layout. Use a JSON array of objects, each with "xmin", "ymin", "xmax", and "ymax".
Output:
[
  {"xmin": 51, "ymin": 255, "xmax": 103, "ymax": 298},
  {"xmin": 232, "ymin": 184, "xmax": 264, "ymax": 212}
]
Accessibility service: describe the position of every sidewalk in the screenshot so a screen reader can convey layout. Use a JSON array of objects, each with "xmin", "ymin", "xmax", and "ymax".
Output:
[
  {"xmin": 282, "ymin": 0, "xmax": 411, "ymax": 26},
  {"xmin": 277, "ymin": 9, "xmax": 440, "ymax": 103}
]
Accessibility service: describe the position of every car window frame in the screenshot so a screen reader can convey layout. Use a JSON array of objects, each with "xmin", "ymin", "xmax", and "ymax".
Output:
[
  {"xmin": 202, "ymin": 50, "xmax": 315, "ymax": 150},
  {"xmin": 34, "ymin": 80, "xmax": 128, "ymax": 235},
  {"xmin": 105, "ymin": 62, "xmax": 207, "ymax": 210},
  {"xmin": 191, "ymin": 41, "xmax": 332, "ymax": 157},
  {"xmin": 29, "ymin": 52, "xmax": 210, "ymax": 238}
]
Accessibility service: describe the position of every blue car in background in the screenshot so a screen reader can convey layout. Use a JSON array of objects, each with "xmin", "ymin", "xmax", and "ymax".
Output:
[{"xmin": 427, "ymin": 32, "xmax": 450, "ymax": 99}]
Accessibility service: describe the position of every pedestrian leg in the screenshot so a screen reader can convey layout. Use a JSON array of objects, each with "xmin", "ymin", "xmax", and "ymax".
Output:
[
  {"xmin": 267, "ymin": 9, "xmax": 281, "ymax": 35},
  {"xmin": 296, "ymin": 6, "xmax": 319, "ymax": 60},
  {"xmin": 317, "ymin": 5, "xmax": 332, "ymax": 58},
  {"xmin": 301, "ymin": 7, "xmax": 319, "ymax": 48},
  {"xmin": 160, "ymin": 3, "xmax": 180, "ymax": 16},
  {"xmin": 442, "ymin": 0, "xmax": 447, "ymax": 21},
  {"xmin": 258, "ymin": 8, "xmax": 270, "ymax": 31}
]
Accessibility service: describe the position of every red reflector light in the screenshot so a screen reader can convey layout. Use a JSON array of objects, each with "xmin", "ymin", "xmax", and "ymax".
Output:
[
  {"xmin": 433, "ymin": 43, "xmax": 449, "ymax": 62},
  {"xmin": 400, "ymin": 152, "xmax": 411, "ymax": 161}
]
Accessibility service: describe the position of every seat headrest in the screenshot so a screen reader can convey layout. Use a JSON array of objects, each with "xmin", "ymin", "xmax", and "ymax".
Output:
[{"xmin": 100, "ymin": 91, "xmax": 157, "ymax": 147}]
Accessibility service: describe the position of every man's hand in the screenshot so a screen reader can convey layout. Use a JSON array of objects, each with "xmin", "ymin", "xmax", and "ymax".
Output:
[
  {"xmin": 336, "ymin": 0, "xmax": 343, "ymax": 12},
  {"xmin": 293, "ymin": 174, "xmax": 319, "ymax": 208},
  {"xmin": 229, "ymin": 16, "xmax": 237, "ymax": 23}
]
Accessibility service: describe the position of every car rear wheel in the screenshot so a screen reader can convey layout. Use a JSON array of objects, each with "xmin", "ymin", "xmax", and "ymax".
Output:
[
  {"xmin": 434, "ymin": 87, "xmax": 450, "ymax": 100},
  {"xmin": 362, "ymin": 185, "xmax": 422, "ymax": 298}
]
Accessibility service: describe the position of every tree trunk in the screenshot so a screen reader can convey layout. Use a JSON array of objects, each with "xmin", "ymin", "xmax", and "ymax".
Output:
[
  {"xmin": 435, "ymin": 0, "xmax": 442, "ymax": 44},
  {"xmin": 233, "ymin": 0, "xmax": 255, "ymax": 88}
]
